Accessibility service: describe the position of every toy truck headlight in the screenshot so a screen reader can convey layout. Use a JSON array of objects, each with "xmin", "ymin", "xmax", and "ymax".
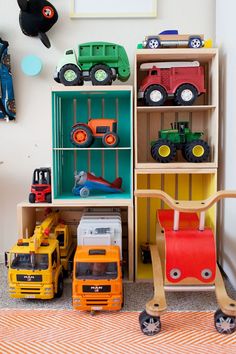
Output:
[
  {"xmin": 113, "ymin": 298, "xmax": 121, "ymax": 302},
  {"xmin": 73, "ymin": 299, "xmax": 81, "ymax": 303}
]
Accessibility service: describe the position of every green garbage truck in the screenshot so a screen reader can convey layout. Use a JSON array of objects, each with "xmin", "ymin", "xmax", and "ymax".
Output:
[{"xmin": 54, "ymin": 41, "xmax": 130, "ymax": 86}]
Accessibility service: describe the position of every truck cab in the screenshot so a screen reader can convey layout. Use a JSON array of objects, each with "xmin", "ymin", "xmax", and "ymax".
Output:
[
  {"xmin": 73, "ymin": 246, "xmax": 123, "ymax": 312},
  {"xmin": 7, "ymin": 239, "xmax": 63, "ymax": 299}
]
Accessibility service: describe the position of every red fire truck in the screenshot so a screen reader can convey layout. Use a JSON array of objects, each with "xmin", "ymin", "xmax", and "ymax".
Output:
[{"xmin": 138, "ymin": 61, "xmax": 206, "ymax": 106}]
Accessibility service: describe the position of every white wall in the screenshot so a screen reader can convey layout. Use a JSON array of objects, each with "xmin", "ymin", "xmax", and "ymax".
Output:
[
  {"xmin": 0, "ymin": 0, "xmax": 215, "ymax": 260},
  {"xmin": 216, "ymin": 0, "xmax": 236, "ymax": 288}
]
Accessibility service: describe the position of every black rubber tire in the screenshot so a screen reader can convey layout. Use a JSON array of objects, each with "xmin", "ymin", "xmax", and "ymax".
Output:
[
  {"xmin": 45, "ymin": 193, "xmax": 52, "ymax": 203},
  {"xmin": 144, "ymin": 85, "xmax": 167, "ymax": 106},
  {"xmin": 102, "ymin": 132, "xmax": 120, "ymax": 147},
  {"xmin": 139, "ymin": 310, "xmax": 161, "ymax": 336},
  {"xmin": 59, "ymin": 64, "xmax": 82, "ymax": 86},
  {"xmin": 70, "ymin": 125, "xmax": 94, "ymax": 148},
  {"xmin": 214, "ymin": 309, "xmax": 236, "ymax": 334},
  {"xmin": 184, "ymin": 140, "xmax": 210, "ymax": 163},
  {"xmin": 174, "ymin": 84, "xmax": 198, "ymax": 106},
  {"xmin": 90, "ymin": 64, "xmax": 113, "ymax": 85},
  {"xmin": 147, "ymin": 38, "xmax": 160, "ymax": 49},
  {"xmin": 188, "ymin": 37, "xmax": 203, "ymax": 48},
  {"xmin": 151, "ymin": 139, "xmax": 177, "ymax": 163},
  {"xmin": 54, "ymin": 274, "xmax": 63, "ymax": 298},
  {"xmin": 29, "ymin": 193, "xmax": 35, "ymax": 203}
]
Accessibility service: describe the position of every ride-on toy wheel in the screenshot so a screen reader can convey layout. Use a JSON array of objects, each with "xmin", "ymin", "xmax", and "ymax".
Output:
[
  {"xmin": 188, "ymin": 37, "xmax": 203, "ymax": 48},
  {"xmin": 139, "ymin": 310, "xmax": 161, "ymax": 336},
  {"xmin": 214, "ymin": 309, "xmax": 236, "ymax": 334},
  {"xmin": 102, "ymin": 132, "xmax": 119, "ymax": 147},
  {"xmin": 70, "ymin": 125, "xmax": 94, "ymax": 148}
]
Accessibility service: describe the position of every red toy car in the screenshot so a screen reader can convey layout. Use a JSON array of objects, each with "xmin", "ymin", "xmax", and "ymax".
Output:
[
  {"xmin": 29, "ymin": 168, "xmax": 52, "ymax": 203},
  {"xmin": 138, "ymin": 61, "xmax": 206, "ymax": 106}
]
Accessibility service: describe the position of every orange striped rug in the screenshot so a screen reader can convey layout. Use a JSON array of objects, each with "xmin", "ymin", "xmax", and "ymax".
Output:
[{"xmin": 0, "ymin": 310, "xmax": 236, "ymax": 354}]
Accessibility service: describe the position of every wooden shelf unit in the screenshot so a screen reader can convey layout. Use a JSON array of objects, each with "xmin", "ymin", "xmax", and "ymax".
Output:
[
  {"xmin": 134, "ymin": 48, "xmax": 219, "ymax": 169},
  {"xmin": 134, "ymin": 48, "xmax": 219, "ymax": 281},
  {"xmin": 17, "ymin": 202, "xmax": 134, "ymax": 282}
]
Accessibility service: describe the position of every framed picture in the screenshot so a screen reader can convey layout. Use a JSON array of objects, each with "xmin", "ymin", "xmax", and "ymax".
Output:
[{"xmin": 70, "ymin": 0, "xmax": 157, "ymax": 18}]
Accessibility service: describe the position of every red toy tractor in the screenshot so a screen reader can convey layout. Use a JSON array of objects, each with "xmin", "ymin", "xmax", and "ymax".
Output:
[
  {"xmin": 70, "ymin": 118, "xmax": 119, "ymax": 148},
  {"xmin": 29, "ymin": 168, "xmax": 52, "ymax": 203},
  {"xmin": 135, "ymin": 190, "xmax": 236, "ymax": 335}
]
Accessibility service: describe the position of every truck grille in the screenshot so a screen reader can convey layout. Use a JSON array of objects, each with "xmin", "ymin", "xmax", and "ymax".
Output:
[
  {"xmin": 83, "ymin": 285, "xmax": 111, "ymax": 293},
  {"xmin": 17, "ymin": 275, "xmax": 42, "ymax": 282},
  {"xmin": 21, "ymin": 288, "xmax": 41, "ymax": 294},
  {"xmin": 86, "ymin": 299, "xmax": 108, "ymax": 306}
]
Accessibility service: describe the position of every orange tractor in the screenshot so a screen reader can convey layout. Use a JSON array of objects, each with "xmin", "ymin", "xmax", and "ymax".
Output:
[{"xmin": 70, "ymin": 118, "xmax": 119, "ymax": 148}]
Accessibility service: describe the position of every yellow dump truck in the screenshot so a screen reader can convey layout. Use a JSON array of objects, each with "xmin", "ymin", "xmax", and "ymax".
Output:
[{"xmin": 6, "ymin": 211, "xmax": 76, "ymax": 299}]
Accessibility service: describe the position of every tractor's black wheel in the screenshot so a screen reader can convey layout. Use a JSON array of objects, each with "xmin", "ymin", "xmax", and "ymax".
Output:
[
  {"xmin": 184, "ymin": 140, "xmax": 210, "ymax": 162},
  {"xmin": 139, "ymin": 310, "xmax": 161, "ymax": 336},
  {"xmin": 151, "ymin": 139, "xmax": 177, "ymax": 163},
  {"xmin": 70, "ymin": 125, "xmax": 94, "ymax": 148},
  {"xmin": 174, "ymin": 84, "xmax": 198, "ymax": 106},
  {"xmin": 29, "ymin": 193, "xmax": 36, "ymax": 203},
  {"xmin": 90, "ymin": 64, "xmax": 113, "ymax": 85},
  {"xmin": 45, "ymin": 193, "xmax": 52, "ymax": 203},
  {"xmin": 54, "ymin": 274, "xmax": 63, "ymax": 298},
  {"xmin": 59, "ymin": 64, "xmax": 82, "ymax": 86},
  {"xmin": 144, "ymin": 85, "xmax": 167, "ymax": 106},
  {"xmin": 214, "ymin": 309, "xmax": 236, "ymax": 334},
  {"xmin": 102, "ymin": 132, "xmax": 119, "ymax": 147},
  {"xmin": 147, "ymin": 38, "xmax": 161, "ymax": 49}
]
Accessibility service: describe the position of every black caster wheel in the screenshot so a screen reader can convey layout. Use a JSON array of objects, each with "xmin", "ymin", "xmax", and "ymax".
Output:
[
  {"xmin": 139, "ymin": 310, "xmax": 161, "ymax": 336},
  {"xmin": 214, "ymin": 309, "xmax": 236, "ymax": 334}
]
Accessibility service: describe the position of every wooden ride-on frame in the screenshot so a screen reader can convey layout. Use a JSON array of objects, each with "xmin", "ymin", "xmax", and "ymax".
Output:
[{"xmin": 135, "ymin": 190, "xmax": 236, "ymax": 336}]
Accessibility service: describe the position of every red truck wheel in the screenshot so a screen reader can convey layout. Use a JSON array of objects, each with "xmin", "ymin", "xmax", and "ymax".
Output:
[
  {"xmin": 70, "ymin": 125, "xmax": 94, "ymax": 148},
  {"xmin": 144, "ymin": 85, "xmax": 167, "ymax": 106},
  {"xmin": 174, "ymin": 84, "xmax": 198, "ymax": 106}
]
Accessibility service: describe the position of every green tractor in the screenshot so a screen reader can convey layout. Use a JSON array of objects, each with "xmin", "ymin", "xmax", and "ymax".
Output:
[{"xmin": 151, "ymin": 121, "xmax": 210, "ymax": 163}]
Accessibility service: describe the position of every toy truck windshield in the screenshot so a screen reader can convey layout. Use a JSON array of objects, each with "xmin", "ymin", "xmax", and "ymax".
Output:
[
  {"xmin": 75, "ymin": 262, "xmax": 118, "ymax": 279},
  {"xmin": 10, "ymin": 253, "xmax": 49, "ymax": 270}
]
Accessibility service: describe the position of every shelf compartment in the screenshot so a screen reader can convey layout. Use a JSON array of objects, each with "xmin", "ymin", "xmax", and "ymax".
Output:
[
  {"xmin": 17, "ymin": 203, "xmax": 134, "ymax": 281},
  {"xmin": 53, "ymin": 148, "xmax": 132, "ymax": 201},
  {"xmin": 52, "ymin": 87, "xmax": 132, "ymax": 149},
  {"xmin": 135, "ymin": 107, "xmax": 218, "ymax": 168},
  {"xmin": 134, "ymin": 169, "xmax": 217, "ymax": 280},
  {"xmin": 135, "ymin": 48, "xmax": 218, "ymax": 107}
]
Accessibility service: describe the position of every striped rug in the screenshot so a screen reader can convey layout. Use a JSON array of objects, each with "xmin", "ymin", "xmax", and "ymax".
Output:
[{"xmin": 0, "ymin": 310, "xmax": 236, "ymax": 354}]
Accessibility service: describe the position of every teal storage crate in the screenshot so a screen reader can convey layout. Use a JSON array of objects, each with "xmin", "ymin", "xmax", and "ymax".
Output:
[{"xmin": 52, "ymin": 86, "xmax": 133, "ymax": 203}]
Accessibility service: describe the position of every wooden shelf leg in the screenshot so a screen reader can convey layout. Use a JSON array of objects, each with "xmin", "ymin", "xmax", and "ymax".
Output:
[
  {"xmin": 145, "ymin": 244, "xmax": 167, "ymax": 317},
  {"xmin": 215, "ymin": 265, "xmax": 236, "ymax": 316}
]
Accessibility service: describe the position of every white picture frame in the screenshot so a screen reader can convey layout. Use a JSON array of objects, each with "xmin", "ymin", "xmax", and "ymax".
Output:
[{"xmin": 70, "ymin": 0, "xmax": 157, "ymax": 18}]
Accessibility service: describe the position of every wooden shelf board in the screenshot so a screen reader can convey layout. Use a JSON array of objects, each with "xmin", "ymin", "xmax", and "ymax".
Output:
[
  {"xmin": 137, "ymin": 105, "xmax": 216, "ymax": 113},
  {"xmin": 135, "ymin": 162, "xmax": 218, "ymax": 170},
  {"xmin": 135, "ymin": 167, "xmax": 218, "ymax": 175},
  {"xmin": 52, "ymin": 84, "xmax": 133, "ymax": 93},
  {"xmin": 53, "ymin": 147, "xmax": 132, "ymax": 151},
  {"xmin": 18, "ymin": 199, "xmax": 133, "ymax": 208},
  {"xmin": 136, "ymin": 48, "xmax": 218, "ymax": 63}
]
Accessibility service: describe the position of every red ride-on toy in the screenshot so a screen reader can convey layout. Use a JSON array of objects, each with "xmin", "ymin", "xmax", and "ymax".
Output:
[
  {"xmin": 29, "ymin": 168, "xmax": 52, "ymax": 203},
  {"xmin": 135, "ymin": 189, "xmax": 236, "ymax": 335},
  {"xmin": 70, "ymin": 118, "xmax": 119, "ymax": 148}
]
